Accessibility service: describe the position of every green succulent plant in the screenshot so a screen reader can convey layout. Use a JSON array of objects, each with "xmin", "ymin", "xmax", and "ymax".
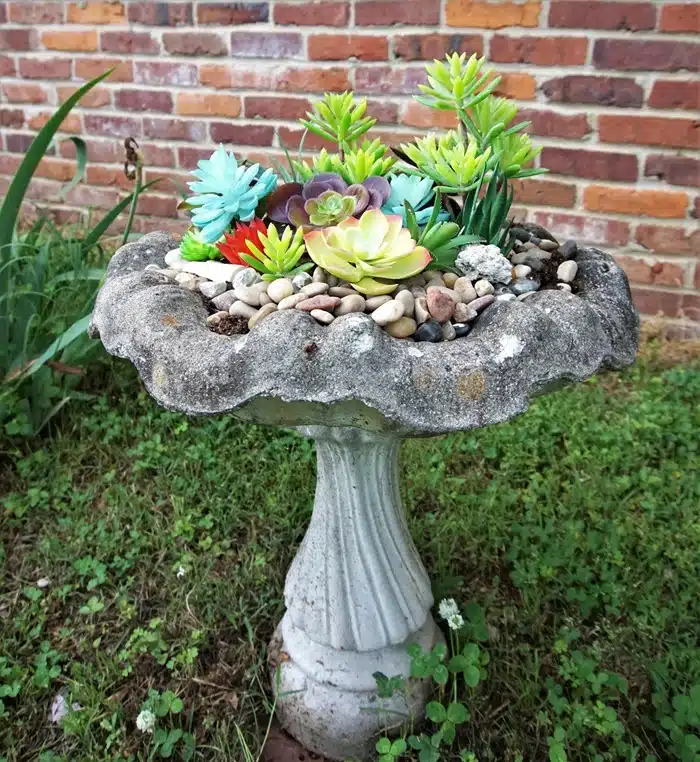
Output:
[
  {"xmin": 305, "ymin": 190, "xmax": 357, "ymax": 227},
  {"xmin": 179, "ymin": 230, "xmax": 222, "ymax": 262},
  {"xmin": 301, "ymin": 91, "xmax": 376, "ymax": 152},
  {"xmin": 241, "ymin": 224, "xmax": 313, "ymax": 281},
  {"xmin": 304, "ymin": 209, "xmax": 431, "ymax": 296},
  {"xmin": 491, "ymin": 131, "xmax": 544, "ymax": 179},
  {"xmin": 461, "ymin": 170, "xmax": 515, "ymax": 252},
  {"xmin": 294, "ymin": 139, "xmax": 396, "ymax": 185}
]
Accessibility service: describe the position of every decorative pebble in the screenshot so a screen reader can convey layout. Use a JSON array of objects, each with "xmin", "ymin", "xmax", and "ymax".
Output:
[
  {"xmin": 453, "ymin": 322, "xmax": 471, "ymax": 338},
  {"xmin": 292, "ymin": 272, "xmax": 313, "ymax": 291},
  {"xmin": 301, "ymin": 282, "xmax": 329, "ymax": 297},
  {"xmin": 557, "ymin": 261, "xmax": 578, "ymax": 283},
  {"xmin": 248, "ymin": 303, "xmax": 278, "ymax": 329},
  {"xmin": 385, "ymin": 317, "xmax": 417, "ymax": 338},
  {"xmin": 414, "ymin": 319, "xmax": 442, "ymax": 343},
  {"xmin": 335, "ymin": 294, "xmax": 366, "ymax": 316},
  {"xmin": 310, "ymin": 308, "xmax": 335, "ymax": 325},
  {"xmin": 296, "ymin": 295, "xmax": 341, "ymax": 312},
  {"xmin": 395, "ymin": 289, "xmax": 415, "ymax": 317},
  {"xmin": 426, "ymin": 286, "xmax": 455, "ymax": 323},
  {"xmin": 414, "ymin": 297, "xmax": 430, "ymax": 324},
  {"xmin": 453, "ymin": 302, "xmax": 477, "ymax": 322},
  {"xmin": 234, "ymin": 285, "xmax": 262, "ymax": 306},
  {"xmin": 530, "ymin": 236, "xmax": 542, "ymax": 247},
  {"xmin": 538, "ymin": 239, "xmax": 559, "ymax": 251},
  {"xmin": 277, "ymin": 293, "xmax": 308, "ymax": 310},
  {"xmin": 371, "ymin": 299, "xmax": 404, "ymax": 326},
  {"xmin": 496, "ymin": 293, "xmax": 517, "ymax": 302},
  {"xmin": 327, "ymin": 275, "xmax": 339, "ymax": 288},
  {"xmin": 453, "ymin": 277, "xmax": 477, "ymax": 303},
  {"xmin": 199, "ymin": 280, "xmax": 227, "ymax": 299},
  {"xmin": 329, "ymin": 286, "xmax": 356, "ymax": 297},
  {"xmin": 511, "ymin": 227, "xmax": 530, "ymax": 243},
  {"xmin": 511, "ymin": 278, "xmax": 539, "ymax": 296},
  {"xmin": 441, "ymin": 322, "xmax": 456, "ymax": 341},
  {"xmin": 517, "ymin": 291, "xmax": 537, "ymax": 301},
  {"xmin": 156, "ymin": 268, "xmax": 179, "ymax": 279},
  {"xmin": 557, "ymin": 282, "xmax": 573, "ymax": 292},
  {"xmin": 233, "ymin": 267, "xmax": 261, "ymax": 289},
  {"xmin": 175, "ymin": 273, "xmax": 200, "ymax": 291},
  {"xmin": 409, "ymin": 286, "xmax": 426, "ymax": 299},
  {"xmin": 558, "ymin": 240, "xmax": 578, "ymax": 260},
  {"xmin": 206, "ymin": 311, "xmax": 230, "ymax": 326},
  {"xmin": 470, "ymin": 295, "xmax": 496, "ymax": 313},
  {"xmin": 456, "ymin": 243, "xmax": 513, "ymax": 284},
  {"xmin": 365, "ymin": 294, "xmax": 392, "ymax": 312},
  {"xmin": 165, "ymin": 248, "xmax": 183, "ymax": 266},
  {"xmin": 474, "ymin": 279, "xmax": 495, "ymax": 297},
  {"xmin": 145, "ymin": 263, "xmax": 160, "ymax": 272},
  {"xmin": 211, "ymin": 290, "xmax": 237, "ymax": 311},
  {"xmin": 267, "ymin": 278, "xmax": 294, "ymax": 303},
  {"xmin": 425, "ymin": 277, "xmax": 445, "ymax": 289},
  {"xmin": 229, "ymin": 301, "xmax": 257, "ymax": 319},
  {"xmin": 259, "ymin": 292, "xmax": 273, "ymax": 306},
  {"xmin": 523, "ymin": 256, "xmax": 546, "ymax": 271},
  {"xmin": 442, "ymin": 272, "xmax": 459, "ymax": 288},
  {"xmin": 513, "ymin": 264, "xmax": 532, "ymax": 279},
  {"xmin": 524, "ymin": 241, "xmax": 538, "ymax": 250},
  {"xmin": 312, "ymin": 266, "xmax": 327, "ymax": 283}
]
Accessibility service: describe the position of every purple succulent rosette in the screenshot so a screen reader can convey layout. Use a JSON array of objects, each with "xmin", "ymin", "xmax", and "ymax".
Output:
[{"xmin": 267, "ymin": 173, "xmax": 390, "ymax": 228}]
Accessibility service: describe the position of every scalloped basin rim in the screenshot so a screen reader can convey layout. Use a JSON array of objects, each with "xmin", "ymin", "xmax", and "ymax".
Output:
[{"xmin": 90, "ymin": 231, "xmax": 639, "ymax": 436}]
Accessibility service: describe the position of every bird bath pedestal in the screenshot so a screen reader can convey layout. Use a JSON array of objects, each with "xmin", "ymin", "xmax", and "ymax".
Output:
[{"xmin": 91, "ymin": 232, "xmax": 638, "ymax": 761}]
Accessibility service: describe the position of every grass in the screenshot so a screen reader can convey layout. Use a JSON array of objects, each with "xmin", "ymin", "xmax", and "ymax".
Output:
[{"xmin": 1, "ymin": 335, "xmax": 699, "ymax": 762}]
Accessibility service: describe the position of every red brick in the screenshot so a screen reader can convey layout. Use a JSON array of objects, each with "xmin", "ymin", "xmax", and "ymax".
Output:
[
  {"xmin": 18, "ymin": 57, "xmax": 72, "ymax": 80},
  {"xmin": 648, "ymin": 80, "xmax": 700, "ymax": 111},
  {"xmin": 0, "ymin": 3, "xmax": 5, "ymax": 23},
  {"xmin": 58, "ymin": 85, "xmax": 111, "ymax": 109},
  {"xmin": 135, "ymin": 194, "xmax": 178, "ymax": 219},
  {"xmin": 660, "ymin": 4, "xmax": 700, "ymax": 33},
  {"xmin": 446, "ymin": 0, "xmax": 541, "ymax": 28},
  {"xmin": 541, "ymin": 75, "xmax": 643, "ymax": 108},
  {"xmin": 6, "ymin": 133, "xmax": 41, "ymax": 153},
  {"xmin": 277, "ymin": 127, "xmax": 335, "ymax": 151},
  {"xmin": 199, "ymin": 64, "xmax": 232, "ymax": 89},
  {"xmin": 357, "ymin": 0, "xmax": 440, "ymax": 25},
  {"xmin": 244, "ymin": 96, "xmax": 311, "ymax": 121},
  {"xmin": 693, "ymin": 198, "xmax": 700, "ymax": 220},
  {"xmin": 0, "ymin": 56, "xmax": 15, "ymax": 76},
  {"xmin": 548, "ymin": 1, "xmax": 655, "ymax": 30},
  {"xmin": 144, "ymin": 117, "xmax": 207, "ymax": 142},
  {"xmin": 116, "ymin": 89, "xmax": 173, "ymax": 114},
  {"xmin": 631, "ymin": 287, "xmax": 683, "ymax": 319},
  {"xmin": 84, "ymin": 114, "xmax": 142, "ymax": 138},
  {"xmin": 231, "ymin": 32, "xmax": 303, "ymax": 59},
  {"xmin": 67, "ymin": 2, "xmax": 125, "ymax": 23},
  {"xmin": 211, "ymin": 123, "xmax": 275, "ymax": 146},
  {"xmin": 636, "ymin": 224, "xmax": 700, "ymax": 256},
  {"xmin": 134, "ymin": 61, "xmax": 198, "ymax": 87},
  {"xmin": 35, "ymin": 157, "xmax": 78, "ymax": 183},
  {"xmin": 541, "ymin": 148, "xmax": 638, "ymax": 183},
  {"xmin": 277, "ymin": 66, "xmax": 351, "ymax": 93},
  {"xmin": 0, "ymin": 109, "xmax": 24, "ymax": 128},
  {"xmin": 0, "ymin": 155, "xmax": 21, "ymax": 175},
  {"xmin": 584, "ymin": 186, "xmax": 688, "ymax": 219},
  {"xmin": 309, "ymin": 34, "xmax": 387, "ymax": 61},
  {"xmin": 140, "ymin": 143, "xmax": 177, "ymax": 169},
  {"xmin": 128, "ymin": 2, "xmax": 193, "ymax": 25},
  {"xmin": 491, "ymin": 35, "xmax": 587, "ymax": 66},
  {"xmin": 178, "ymin": 147, "xmax": 219, "ymax": 167},
  {"xmin": 533, "ymin": 211, "xmax": 630, "ymax": 246},
  {"xmin": 599, "ymin": 116, "xmax": 699, "ymax": 150},
  {"xmin": 43, "ymin": 30, "xmax": 98, "ymax": 52},
  {"xmin": 594, "ymin": 39, "xmax": 699, "ymax": 72},
  {"xmin": 75, "ymin": 58, "xmax": 132, "ymax": 82},
  {"xmin": 86, "ymin": 165, "xmax": 138, "ymax": 190},
  {"xmin": 274, "ymin": 1, "xmax": 347, "ymax": 26},
  {"xmin": 355, "ymin": 66, "xmax": 426, "ymax": 95},
  {"xmin": 102, "ymin": 31, "xmax": 160, "ymax": 54},
  {"xmin": 176, "ymin": 93, "xmax": 241, "ymax": 118},
  {"xmin": 3, "ymin": 83, "xmax": 47, "ymax": 103},
  {"xmin": 0, "ymin": 28, "xmax": 33, "ymax": 50},
  {"xmin": 393, "ymin": 33, "xmax": 483, "ymax": 61},
  {"xmin": 615, "ymin": 255, "xmax": 687, "ymax": 287},
  {"xmin": 59, "ymin": 137, "xmax": 117, "ymax": 163},
  {"xmin": 645, "ymin": 156, "xmax": 699, "ymax": 189},
  {"xmin": 492, "ymin": 73, "xmax": 536, "ymax": 100},
  {"xmin": 28, "ymin": 112, "xmax": 81, "ymax": 133},
  {"xmin": 66, "ymin": 184, "xmax": 120, "ymax": 210},
  {"xmin": 402, "ymin": 102, "xmax": 458, "ymax": 130},
  {"xmin": 518, "ymin": 109, "xmax": 590, "ymax": 139},
  {"xmin": 8, "ymin": 2, "xmax": 63, "ymax": 23},
  {"xmin": 134, "ymin": 216, "xmax": 185, "ymax": 236},
  {"xmin": 196, "ymin": 2, "xmax": 268, "ymax": 24},
  {"xmin": 513, "ymin": 179, "xmax": 577, "ymax": 208},
  {"xmin": 162, "ymin": 32, "xmax": 227, "ymax": 56},
  {"xmin": 367, "ymin": 99, "xmax": 399, "ymax": 124}
]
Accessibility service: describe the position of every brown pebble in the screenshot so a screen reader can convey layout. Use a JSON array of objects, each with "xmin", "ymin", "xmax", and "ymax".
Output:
[
  {"xmin": 426, "ymin": 286, "xmax": 455, "ymax": 323},
  {"xmin": 295, "ymin": 295, "xmax": 341, "ymax": 312}
]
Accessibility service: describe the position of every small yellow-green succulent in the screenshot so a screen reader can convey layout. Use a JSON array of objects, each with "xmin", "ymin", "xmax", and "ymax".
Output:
[{"xmin": 304, "ymin": 209, "xmax": 431, "ymax": 296}]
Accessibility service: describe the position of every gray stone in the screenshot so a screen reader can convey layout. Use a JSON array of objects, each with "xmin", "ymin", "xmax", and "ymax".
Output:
[
  {"xmin": 327, "ymin": 275, "xmax": 339, "ymax": 288},
  {"xmin": 559, "ymin": 240, "xmax": 578, "ymax": 260},
  {"xmin": 267, "ymin": 278, "xmax": 294, "ymax": 304},
  {"xmin": 312, "ymin": 266, "xmax": 327, "ymax": 283},
  {"xmin": 474, "ymin": 279, "xmax": 495, "ymax": 297},
  {"xmin": 329, "ymin": 286, "xmax": 357, "ymax": 297},
  {"xmin": 234, "ymin": 285, "xmax": 262, "ymax": 307},
  {"xmin": 229, "ymin": 301, "xmax": 257, "ymax": 319},
  {"xmin": 248, "ymin": 303, "xmax": 278, "ymax": 329},
  {"xmin": 441, "ymin": 322, "xmax": 456, "ymax": 341},
  {"xmin": 292, "ymin": 272, "xmax": 313, "ymax": 291},
  {"xmin": 233, "ymin": 267, "xmax": 261, "ymax": 289},
  {"xmin": 310, "ymin": 309, "xmax": 335, "ymax": 325},
  {"xmin": 409, "ymin": 286, "xmax": 426, "ymax": 299},
  {"xmin": 511, "ymin": 279, "xmax": 539, "ymax": 296},
  {"xmin": 413, "ymin": 319, "xmax": 442, "ymax": 343},
  {"xmin": 365, "ymin": 295, "xmax": 392, "ymax": 312},
  {"xmin": 301, "ymin": 282, "xmax": 329, "ymax": 297},
  {"xmin": 335, "ymin": 294, "xmax": 366, "ymax": 316},
  {"xmin": 211, "ymin": 290, "xmax": 237, "ymax": 311},
  {"xmin": 518, "ymin": 222, "xmax": 558, "ymax": 244},
  {"xmin": 557, "ymin": 261, "xmax": 579, "ymax": 283},
  {"xmin": 371, "ymin": 300, "xmax": 404, "ymax": 327},
  {"xmin": 199, "ymin": 280, "xmax": 228, "ymax": 299},
  {"xmin": 453, "ymin": 322, "xmax": 471, "ymax": 338}
]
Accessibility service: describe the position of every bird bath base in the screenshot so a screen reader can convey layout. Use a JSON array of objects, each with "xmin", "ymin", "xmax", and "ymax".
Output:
[{"xmin": 269, "ymin": 426, "xmax": 442, "ymax": 760}]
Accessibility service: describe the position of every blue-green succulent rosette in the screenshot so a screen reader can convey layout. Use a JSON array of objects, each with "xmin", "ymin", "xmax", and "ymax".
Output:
[
  {"xmin": 186, "ymin": 145, "xmax": 277, "ymax": 244},
  {"xmin": 381, "ymin": 173, "xmax": 448, "ymax": 226}
]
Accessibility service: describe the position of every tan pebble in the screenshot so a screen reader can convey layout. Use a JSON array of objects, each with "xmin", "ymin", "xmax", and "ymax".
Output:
[
  {"xmin": 234, "ymin": 285, "xmax": 261, "ymax": 306},
  {"xmin": 414, "ymin": 296, "xmax": 430, "ymax": 324},
  {"xmin": 335, "ymin": 294, "xmax": 366, "ymax": 316},
  {"xmin": 385, "ymin": 317, "xmax": 417, "ymax": 338},
  {"xmin": 454, "ymin": 277, "xmax": 477, "ymax": 303},
  {"xmin": 301, "ymin": 282, "xmax": 329, "ymax": 297},
  {"xmin": 277, "ymin": 293, "xmax": 308, "ymax": 310},
  {"xmin": 425, "ymin": 277, "xmax": 444, "ymax": 289},
  {"xmin": 248, "ymin": 303, "xmax": 278, "ymax": 329},
  {"xmin": 453, "ymin": 302, "xmax": 477, "ymax": 322},
  {"xmin": 267, "ymin": 278, "xmax": 294, "ymax": 303},
  {"xmin": 539, "ymin": 239, "xmax": 559, "ymax": 251},
  {"xmin": 474, "ymin": 279, "xmax": 494, "ymax": 297},
  {"xmin": 442, "ymin": 272, "xmax": 459, "ymax": 288},
  {"xmin": 395, "ymin": 289, "xmax": 415, "ymax": 317},
  {"xmin": 365, "ymin": 294, "xmax": 392, "ymax": 312},
  {"xmin": 229, "ymin": 301, "xmax": 257, "ymax": 319},
  {"xmin": 310, "ymin": 308, "xmax": 335, "ymax": 325},
  {"xmin": 259, "ymin": 292, "xmax": 273, "ymax": 306},
  {"xmin": 312, "ymin": 266, "xmax": 327, "ymax": 283},
  {"xmin": 371, "ymin": 300, "xmax": 404, "ymax": 326},
  {"xmin": 329, "ymin": 286, "xmax": 356, "ymax": 297},
  {"xmin": 206, "ymin": 311, "xmax": 229, "ymax": 325}
]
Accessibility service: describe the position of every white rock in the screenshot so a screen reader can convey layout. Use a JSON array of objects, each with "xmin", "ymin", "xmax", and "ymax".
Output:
[
  {"xmin": 211, "ymin": 290, "xmax": 237, "ymax": 311},
  {"xmin": 233, "ymin": 267, "xmax": 262, "ymax": 289},
  {"xmin": 234, "ymin": 285, "xmax": 262, "ymax": 306},
  {"xmin": 207, "ymin": 311, "xmax": 229, "ymax": 326},
  {"xmin": 453, "ymin": 302, "xmax": 477, "ymax": 322},
  {"xmin": 312, "ymin": 266, "xmax": 327, "ymax": 283},
  {"xmin": 199, "ymin": 281, "xmax": 228, "ymax": 299},
  {"xmin": 557, "ymin": 261, "xmax": 578, "ymax": 283},
  {"xmin": 248, "ymin": 303, "xmax": 278, "ymax": 329},
  {"xmin": 164, "ymin": 248, "xmax": 183, "ymax": 266},
  {"xmin": 175, "ymin": 272, "xmax": 200, "ymax": 291},
  {"xmin": 145, "ymin": 263, "xmax": 160, "ymax": 271},
  {"xmin": 414, "ymin": 297, "xmax": 430, "ymax": 324},
  {"xmin": 310, "ymin": 309, "xmax": 335, "ymax": 325},
  {"xmin": 474, "ymin": 279, "xmax": 495, "ymax": 297},
  {"xmin": 156, "ymin": 268, "xmax": 179, "ymax": 279},
  {"xmin": 301, "ymin": 282, "xmax": 329, "ymax": 297},
  {"xmin": 385, "ymin": 317, "xmax": 417, "ymax": 338},
  {"xmin": 365, "ymin": 294, "xmax": 392, "ymax": 312},
  {"xmin": 513, "ymin": 264, "xmax": 532, "ymax": 279},
  {"xmin": 453, "ymin": 277, "xmax": 477, "ymax": 304},
  {"xmin": 335, "ymin": 294, "xmax": 366, "ymax": 316},
  {"xmin": 409, "ymin": 286, "xmax": 426, "ymax": 299},
  {"xmin": 517, "ymin": 291, "xmax": 537, "ymax": 301},
  {"xmin": 395, "ymin": 289, "xmax": 415, "ymax": 317},
  {"xmin": 292, "ymin": 272, "xmax": 313, "ymax": 291},
  {"xmin": 267, "ymin": 278, "xmax": 294, "ymax": 303},
  {"xmin": 496, "ymin": 293, "xmax": 517, "ymax": 302},
  {"xmin": 229, "ymin": 301, "xmax": 257, "ymax": 319},
  {"xmin": 278, "ymin": 293, "xmax": 309, "ymax": 310},
  {"xmin": 441, "ymin": 322, "xmax": 456, "ymax": 341},
  {"xmin": 176, "ymin": 258, "xmax": 245, "ymax": 283},
  {"xmin": 456, "ymin": 244, "xmax": 512, "ymax": 284},
  {"xmin": 371, "ymin": 300, "xmax": 404, "ymax": 326},
  {"xmin": 557, "ymin": 282, "xmax": 573, "ymax": 292},
  {"xmin": 259, "ymin": 292, "xmax": 273, "ymax": 306},
  {"xmin": 329, "ymin": 286, "xmax": 357, "ymax": 297}
]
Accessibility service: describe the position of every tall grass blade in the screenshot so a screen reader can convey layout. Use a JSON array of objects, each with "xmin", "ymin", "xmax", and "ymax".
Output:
[{"xmin": 56, "ymin": 137, "xmax": 88, "ymax": 200}]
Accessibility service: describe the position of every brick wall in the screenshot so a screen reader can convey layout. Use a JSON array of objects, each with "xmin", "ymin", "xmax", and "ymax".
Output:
[{"xmin": 1, "ymin": 0, "xmax": 698, "ymax": 334}]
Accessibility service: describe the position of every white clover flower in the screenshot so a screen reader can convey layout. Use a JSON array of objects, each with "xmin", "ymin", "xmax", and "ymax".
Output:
[
  {"xmin": 176, "ymin": 566, "xmax": 186, "ymax": 579},
  {"xmin": 447, "ymin": 613, "xmax": 465, "ymax": 631},
  {"xmin": 438, "ymin": 598, "xmax": 459, "ymax": 621},
  {"xmin": 136, "ymin": 709, "xmax": 156, "ymax": 734}
]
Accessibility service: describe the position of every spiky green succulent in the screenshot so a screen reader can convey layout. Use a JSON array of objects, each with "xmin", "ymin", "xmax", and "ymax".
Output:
[
  {"xmin": 179, "ymin": 230, "xmax": 221, "ymax": 261},
  {"xmin": 294, "ymin": 139, "xmax": 396, "ymax": 185},
  {"xmin": 241, "ymin": 224, "xmax": 313, "ymax": 281},
  {"xmin": 491, "ymin": 131, "xmax": 544, "ymax": 178},
  {"xmin": 415, "ymin": 53, "xmax": 499, "ymax": 115},
  {"xmin": 301, "ymin": 91, "xmax": 376, "ymax": 150}
]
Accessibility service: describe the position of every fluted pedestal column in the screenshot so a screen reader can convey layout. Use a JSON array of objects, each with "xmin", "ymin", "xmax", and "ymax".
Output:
[{"xmin": 270, "ymin": 426, "xmax": 441, "ymax": 760}]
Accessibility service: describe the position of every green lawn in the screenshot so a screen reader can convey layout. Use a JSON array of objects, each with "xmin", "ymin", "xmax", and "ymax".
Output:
[{"xmin": 1, "ymin": 344, "xmax": 699, "ymax": 762}]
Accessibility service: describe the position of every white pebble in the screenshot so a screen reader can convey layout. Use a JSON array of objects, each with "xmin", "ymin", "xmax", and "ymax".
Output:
[
  {"xmin": 312, "ymin": 266, "xmax": 327, "ymax": 283},
  {"xmin": 454, "ymin": 277, "xmax": 477, "ymax": 304},
  {"xmin": 453, "ymin": 302, "xmax": 477, "ymax": 322},
  {"xmin": 557, "ymin": 282, "xmax": 573, "ymax": 292},
  {"xmin": 199, "ymin": 280, "xmax": 228, "ymax": 299},
  {"xmin": 365, "ymin": 294, "xmax": 393, "ymax": 312},
  {"xmin": 385, "ymin": 317, "xmax": 417, "ymax": 338},
  {"xmin": 267, "ymin": 278, "xmax": 294, "ymax": 303},
  {"xmin": 229, "ymin": 301, "xmax": 257, "ymax": 319},
  {"xmin": 233, "ymin": 267, "xmax": 261, "ymax": 289},
  {"xmin": 259, "ymin": 292, "xmax": 273, "ymax": 306},
  {"xmin": 395, "ymin": 289, "xmax": 415, "ymax": 317},
  {"xmin": 292, "ymin": 272, "xmax": 312, "ymax": 291},
  {"xmin": 310, "ymin": 309, "xmax": 335, "ymax": 325},
  {"xmin": 496, "ymin": 293, "xmax": 517, "ymax": 302},
  {"xmin": 557, "ymin": 261, "xmax": 578, "ymax": 283},
  {"xmin": 327, "ymin": 275, "xmax": 339, "ymax": 288},
  {"xmin": 164, "ymin": 248, "xmax": 183, "ymax": 266},
  {"xmin": 414, "ymin": 297, "xmax": 430, "ymax": 324},
  {"xmin": 335, "ymin": 294, "xmax": 366, "ymax": 316},
  {"xmin": 371, "ymin": 300, "xmax": 404, "ymax": 326},
  {"xmin": 248, "ymin": 303, "xmax": 278, "ymax": 329},
  {"xmin": 474, "ymin": 279, "xmax": 495, "ymax": 297},
  {"xmin": 329, "ymin": 286, "xmax": 356, "ymax": 297},
  {"xmin": 206, "ymin": 311, "xmax": 229, "ymax": 326},
  {"xmin": 409, "ymin": 286, "xmax": 426, "ymax": 299},
  {"xmin": 301, "ymin": 282, "xmax": 329, "ymax": 297},
  {"xmin": 277, "ymin": 293, "xmax": 309, "ymax": 310},
  {"xmin": 539, "ymin": 239, "xmax": 559, "ymax": 251},
  {"xmin": 513, "ymin": 264, "xmax": 532, "ymax": 279},
  {"xmin": 234, "ymin": 285, "xmax": 262, "ymax": 306}
]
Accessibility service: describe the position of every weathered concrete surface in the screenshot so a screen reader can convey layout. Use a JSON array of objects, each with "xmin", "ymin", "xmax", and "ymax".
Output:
[{"xmin": 90, "ymin": 232, "xmax": 639, "ymax": 436}]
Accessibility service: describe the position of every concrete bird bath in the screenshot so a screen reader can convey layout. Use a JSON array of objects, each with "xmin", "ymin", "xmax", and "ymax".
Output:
[{"xmin": 90, "ymin": 231, "xmax": 638, "ymax": 760}]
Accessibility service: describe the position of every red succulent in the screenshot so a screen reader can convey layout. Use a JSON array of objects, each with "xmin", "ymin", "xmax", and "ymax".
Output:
[{"xmin": 217, "ymin": 218, "xmax": 268, "ymax": 266}]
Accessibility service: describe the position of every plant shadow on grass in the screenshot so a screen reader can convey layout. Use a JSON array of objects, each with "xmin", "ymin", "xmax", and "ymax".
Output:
[{"xmin": 1, "ymin": 330, "xmax": 699, "ymax": 761}]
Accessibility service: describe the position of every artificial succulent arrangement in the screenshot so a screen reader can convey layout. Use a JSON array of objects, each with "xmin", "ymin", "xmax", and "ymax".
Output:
[{"xmin": 170, "ymin": 52, "xmax": 573, "ymax": 341}]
